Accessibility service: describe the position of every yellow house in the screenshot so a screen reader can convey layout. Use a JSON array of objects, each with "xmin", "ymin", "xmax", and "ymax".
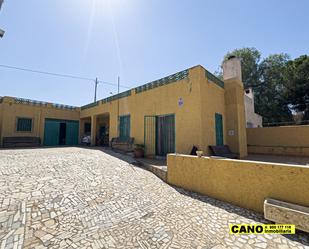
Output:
[
  {"xmin": 0, "ymin": 97, "xmax": 80, "ymax": 147},
  {"xmin": 0, "ymin": 57, "xmax": 248, "ymax": 157}
]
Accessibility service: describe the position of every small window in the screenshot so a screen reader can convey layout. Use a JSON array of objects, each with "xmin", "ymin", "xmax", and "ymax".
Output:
[
  {"xmin": 84, "ymin": 123, "xmax": 91, "ymax": 133},
  {"xmin": 16, "ymin": 118, "xmax": 32, "ymax": 132},
  {"xmin": 119, "ymin": 115, "xmax": 130, "ymax": 138}
]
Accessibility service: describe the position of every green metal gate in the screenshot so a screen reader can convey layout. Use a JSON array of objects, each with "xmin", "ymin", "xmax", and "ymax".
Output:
[
  {"xmin": 44, "ymin": 119, "xmax": 79, "ymax": 146},
  {"xmin": 144, "ymin": 114, "xmax": 175, "ymax": 157},
  {"xmin": 215, "ymin": 113, "xmax": 224, "ymax": 146}
]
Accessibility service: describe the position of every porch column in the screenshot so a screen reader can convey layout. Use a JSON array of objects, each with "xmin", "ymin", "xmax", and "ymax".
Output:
[
  {"xmin": 91, "ymin": 115, "xmax": 97, "ymax": 146},
  {"xmin": 223, "ymin": 57, "xmax": 248, "ymax": 158}
]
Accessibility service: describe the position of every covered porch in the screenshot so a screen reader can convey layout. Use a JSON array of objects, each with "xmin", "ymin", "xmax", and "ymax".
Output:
[{"xmin": 80, "ymin": 113, "xmax": 110, "ymax": 146}]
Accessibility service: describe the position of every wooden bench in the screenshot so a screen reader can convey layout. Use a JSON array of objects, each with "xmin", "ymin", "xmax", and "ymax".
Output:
[
  {"xmin": 209, "ymin": 145, "xmax": 239, "ymax": 159},
  {"xmin": 3, "ymin": 137, "xmax": 41, "ymax": 148},
  {"xmin": 111, "ymin": 137, "xmax": 134, "ymax": 152}
]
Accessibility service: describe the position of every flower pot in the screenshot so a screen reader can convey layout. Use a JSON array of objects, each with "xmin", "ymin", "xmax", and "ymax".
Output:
[{"xmin": 196, "ymin": 151, "xmax": 203, "ymax": 157}]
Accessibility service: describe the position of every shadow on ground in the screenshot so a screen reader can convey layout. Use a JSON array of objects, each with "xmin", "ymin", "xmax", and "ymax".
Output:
[
  {"xmin": 172, "ymin": 187, "xmax": 309, "ymax": 245},
  {"xmin": 93, "ymin": 147, "xmax": 309, "ymax": 246}
]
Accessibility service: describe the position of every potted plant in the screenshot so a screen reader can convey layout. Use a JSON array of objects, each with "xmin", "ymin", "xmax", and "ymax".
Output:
[
  {"xmin": 196, "ymin": 150, "xmax": 203, "ymax": 157},
  {"xmin": 134, "ymin": 144, "xmax": 145, "ymax": 158}
]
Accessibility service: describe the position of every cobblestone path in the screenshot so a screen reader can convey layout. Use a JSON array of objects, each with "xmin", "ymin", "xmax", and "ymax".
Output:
[{"xmin": 0, "ymin": 147, "xmax": 308, "ymax": 249}]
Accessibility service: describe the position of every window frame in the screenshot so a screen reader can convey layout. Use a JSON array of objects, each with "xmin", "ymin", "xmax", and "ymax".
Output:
[
  {"xmin": 16, "ymin": 117, "xmax": 33, "ymax": 133},
  {"xmin": 84, "ymin": 122, "xmax": 91, "ymax": 134}
]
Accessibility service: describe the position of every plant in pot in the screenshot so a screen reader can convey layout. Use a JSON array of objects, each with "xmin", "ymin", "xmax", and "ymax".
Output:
[
  {"xmin": 196, "ymin": 150, "xmax": 203, "ymax": 157},
  {"xmin": 134, "ymin": 144, "xmax": 145, "ymax": 158}
]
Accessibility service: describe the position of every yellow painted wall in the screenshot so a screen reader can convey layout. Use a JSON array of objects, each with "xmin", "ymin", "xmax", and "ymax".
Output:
[
  {"xmin": 247, "ymin": 126, "xmax": 309, "ymax": 156},
  {"xmin": 200, "ymin": 74, "xmax": 226, "ymax": 154},
  {"xmin": 80, "ymin": 66, "xmax": 227, "ymax": 155},
  {"xmin": 167, "ymin": 154, "xmax": 309, "ymax": 213},
  {"xmin": 0, "ymin": 97, "xmax": 80, "ymax": 145}
]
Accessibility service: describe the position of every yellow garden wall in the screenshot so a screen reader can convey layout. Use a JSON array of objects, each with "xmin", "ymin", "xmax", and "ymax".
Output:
[
  {"xmin": 247, "ymin": 126, "xmax": 309, "ymax": 156},
  {"xmin": 0, "ymin": 97, "xmax": 80, "ymax": 146},
  {"xmin": 167, "ymin": 154, "xmax": 309, "ymax": 213}
]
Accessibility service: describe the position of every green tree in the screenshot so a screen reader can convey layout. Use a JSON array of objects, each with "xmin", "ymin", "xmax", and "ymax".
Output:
[
  {"xmin": 219, "ymin": 48, "xmax": 309, "ymax": 124},
  {"xmin": 255, "ymin": 54, "xmax": 293, "ymax": 124},
  {"xmin": 284, "ymin": 55, "xmax": 309, "ymax": 122}
]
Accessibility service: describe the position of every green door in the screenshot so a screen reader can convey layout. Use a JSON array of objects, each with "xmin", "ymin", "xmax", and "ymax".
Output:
[
  {"xmin": 44, "ymin": 119, "xmax": 60, "ymax": 146},
  {"xmin": 156, "ymin": 114, "xmax": 175, "ymax": 156},
  {"xmin": 66, "ymin": 121, "xmax": 79, "ymax": 145},
  {"xmin": 215, "ymin": 113, "xmax": 224, "ymax": 146}
]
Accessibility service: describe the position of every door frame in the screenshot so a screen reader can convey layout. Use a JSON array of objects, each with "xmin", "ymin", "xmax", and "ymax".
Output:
[
  {"xmin": 43, "ymin": 118, "xmax": 79, "ymax": 146},
  {"xmin": 144, "ymin": 113, "xmax": 176, "ymax": 157}
]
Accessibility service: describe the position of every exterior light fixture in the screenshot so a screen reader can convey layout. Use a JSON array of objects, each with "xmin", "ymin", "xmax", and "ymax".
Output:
[
  {"xmin": 0, "ymin": 0, "xmax": 5, "ymax": 38},
  {"xmin": 0, "ymin": 28, "xmax": 5, "ymax": 38}
]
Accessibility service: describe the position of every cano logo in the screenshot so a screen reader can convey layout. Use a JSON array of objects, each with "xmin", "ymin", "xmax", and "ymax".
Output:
[{"xmin": 229, "ymin": 224, "xmax": 295, "ymax": 234}]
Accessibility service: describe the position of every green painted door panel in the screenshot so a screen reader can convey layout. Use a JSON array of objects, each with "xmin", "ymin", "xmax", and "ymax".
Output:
[
  {"xmin": 44, "ymin": 120, "xmax": 60, "ymax": 146},
  {"xmin": 156, "ymin": 114, "xmax": 175, "ymax": 156},
  {"xmin": 66, "ymin": 121, "xmax": 79, "ymax": 145},
  {"xmin": 215, "ymin": 113, "xmax": 224, "ymax": 146}
]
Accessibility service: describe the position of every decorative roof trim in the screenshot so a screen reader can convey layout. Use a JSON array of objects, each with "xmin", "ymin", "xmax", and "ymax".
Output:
[
  {"xmin": 81, "ymin": 101, "xmax": 99, "ymax": 110},
  {"xmin": 101, "ymin": 90, "xmax": 132, "ymax": 104},
  {"xmin": 135, "ymin": 69, "xmax": 189, "ymax": 94},
  {"xmin": 13, "ymin": 97, "xmax": 78, "ymax": 110},
  {"xmin": 205, "ymin": 70, "xmax": 224, "ymax": 89}
]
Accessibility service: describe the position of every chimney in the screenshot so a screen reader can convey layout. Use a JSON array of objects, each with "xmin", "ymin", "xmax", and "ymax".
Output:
[{"xmin": 223, "ymin": 56, "xmax": 248, "ymax": 158}]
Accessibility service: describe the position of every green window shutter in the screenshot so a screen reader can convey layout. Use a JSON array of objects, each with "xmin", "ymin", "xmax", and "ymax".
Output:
[
  {"xmin": 119, "ymin": 115, "xmax": 130, "ymax": 138},
  {"xmin": 17, "ymin": 118, "xmax": 32, "ymax": 132}
]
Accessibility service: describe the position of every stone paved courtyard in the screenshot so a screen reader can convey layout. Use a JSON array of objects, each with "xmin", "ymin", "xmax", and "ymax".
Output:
[{"xmin": 0, "ymin": 147, "xmax": 308, "ymax": 249}]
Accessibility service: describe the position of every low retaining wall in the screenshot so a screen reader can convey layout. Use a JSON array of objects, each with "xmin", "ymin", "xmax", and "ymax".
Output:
[
  {"xmin": 247, "ymin": 126, "xmax": 309, "ymax": 156},
  {"xmin": 247, "ymin": 145, "xmax": 309, "ymax": 157},
  {"xmin": 167, "ymin": 154, "xmax": 309, "ymax": 213}
]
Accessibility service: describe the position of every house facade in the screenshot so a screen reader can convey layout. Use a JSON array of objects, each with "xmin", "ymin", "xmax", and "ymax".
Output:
[
  {"xmin": 0, "ymin": 97, "xmax": 80, "ymax": 146},
  {"xmin": 0, "ymin": 57, "xmax": 248, "ymax": 158}
]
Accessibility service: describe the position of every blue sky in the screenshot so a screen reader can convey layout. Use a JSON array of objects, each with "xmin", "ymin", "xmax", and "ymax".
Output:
[{"xmin": 0, "ymin": 0, "xmax": 308, "ymax": 106}]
